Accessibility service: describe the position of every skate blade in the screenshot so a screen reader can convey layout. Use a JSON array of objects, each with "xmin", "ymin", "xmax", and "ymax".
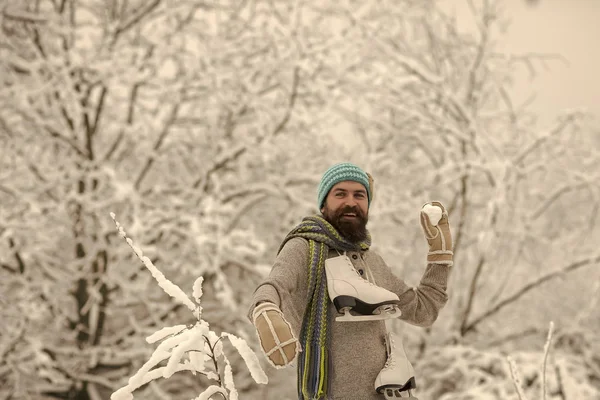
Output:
[
  {"xmin": 335, "ymin": 306, "xmax": 401, "ymax": 322},
  {"xmin": 382, "ymin": 387, "xmax": 418, "ymax": 399}
]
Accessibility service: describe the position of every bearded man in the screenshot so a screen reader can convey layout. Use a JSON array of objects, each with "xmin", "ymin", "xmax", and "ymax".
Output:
[{"xmin": 248, "ymin": 162, "xmax": 453, "ymax": 399}]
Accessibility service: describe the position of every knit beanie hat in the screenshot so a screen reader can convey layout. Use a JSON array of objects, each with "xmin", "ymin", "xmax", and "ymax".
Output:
[{"xmin": 317, "ymin": 162, "xmax": 373, "ymax": 210}]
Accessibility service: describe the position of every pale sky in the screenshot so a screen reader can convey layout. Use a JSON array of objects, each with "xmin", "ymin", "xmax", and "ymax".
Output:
[{"xmin": 442, "ymin": 0, "xmax": 600, "ymax": 127}]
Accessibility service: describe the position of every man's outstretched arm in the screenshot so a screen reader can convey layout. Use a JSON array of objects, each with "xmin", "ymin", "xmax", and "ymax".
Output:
[{"xmin": 378, "ymin": 201, "xmax": 453, "ymax": 327}]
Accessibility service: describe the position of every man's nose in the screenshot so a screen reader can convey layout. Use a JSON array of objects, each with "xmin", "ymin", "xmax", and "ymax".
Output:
[{"xmin": 345, "ymin": 196, "xmax": 357, "ymax": 206}]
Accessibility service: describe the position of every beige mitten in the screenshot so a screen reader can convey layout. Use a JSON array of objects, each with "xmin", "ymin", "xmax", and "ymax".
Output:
[
  {"xmin": 252, "ymin": 302, "xmax": 299, "ymax": 368},
  {"xmin": 420, "ymin": 201, "xmax": 453, "ymax": 266}
]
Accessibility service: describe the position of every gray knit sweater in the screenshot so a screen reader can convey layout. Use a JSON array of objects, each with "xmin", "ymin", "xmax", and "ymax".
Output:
[{"xmin": 248, "ymin": 237, "xmax": 450, "ymax": 399}]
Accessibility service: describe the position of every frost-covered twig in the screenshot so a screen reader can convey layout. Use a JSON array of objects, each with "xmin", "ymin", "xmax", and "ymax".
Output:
[
  {"xmin": 507, "ymin": 356, "xmax": 529, "ymax": 400},
  {"xmin": 507, "ymin": 320, "xmax": 556, "ymax": 400},
  {"xmin": 109, "ymin": 213, "xmax": 267, "ymax": 400},
  {"xmin": 541, "ymin": 321, "xmax": 555, "ymax": 400}
]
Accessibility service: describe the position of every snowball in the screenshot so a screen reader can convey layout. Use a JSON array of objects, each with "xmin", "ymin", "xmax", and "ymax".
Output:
[{"xmin": 422, "ymin": 204, "xmax": 442, "ymax": 226}]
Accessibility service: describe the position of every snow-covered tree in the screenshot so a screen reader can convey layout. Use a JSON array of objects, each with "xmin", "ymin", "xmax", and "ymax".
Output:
[{"xmin": 0, "ymin": 0, "xmax": 313, "ymax": 398}]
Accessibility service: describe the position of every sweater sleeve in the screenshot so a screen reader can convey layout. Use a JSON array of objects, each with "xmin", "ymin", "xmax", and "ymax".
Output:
[
  {"xmin": 246, "ymin": 237, "xmax": 310, "ymax": 336},
  {"xmin": 376, "ymin": 255, "xmax": 451, "ymax": 327}
]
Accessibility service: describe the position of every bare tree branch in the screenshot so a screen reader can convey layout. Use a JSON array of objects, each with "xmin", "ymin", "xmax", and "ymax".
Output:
[
  {"xmin": 45, "ymin": 126, "xmax": 87, "ymax": 158},
  {"xmin": 459, "ymin": 256, "xmax": 486, "ymax": 336},
  {"xmin": 271, "ymin": 66, "xmax": 299, "ymax": 136},
  {"xmin": 83, "ymin": 86, "xmax": 108, "ymax": 160},
  {"xmin": 134, "ymin": 103, "xmax": 179, "ymax": 190},
  {"xmin": 529, "ymin": 178, "xmax": 597, "ymax": 221},
  {"xmin": 463, "ymin": 252, "xmax": 600, "ymax": 335},
  {"xmin": 481, "ymin": 327, "xmax": 539, "ymax": 348},
  {"xmin": 451, "ymin": 142, "xmax": 470, "ymax": 262},
  {"xmin": 191, "ymin": 67, "xmax": 300, "ymax": 191},
  {"xmin": 512, "ymin": 113, "xmax": 576, "ymax": 165},
  {"xmin": 2, "ymin": 5, "xmax": 48, "ymax": 23},
  {"xmin": 103, "ymin": 83, "xmax": 139, "ymax": 161},
  {"xmin": 114, "ymin": 0, "xmax": 161, "ymax": 38}
]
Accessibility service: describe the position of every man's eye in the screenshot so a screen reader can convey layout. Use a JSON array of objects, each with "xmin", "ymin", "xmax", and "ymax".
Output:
[{"xmin": 336, "ymin": 192, "xmax": 344, "ymax": 197}]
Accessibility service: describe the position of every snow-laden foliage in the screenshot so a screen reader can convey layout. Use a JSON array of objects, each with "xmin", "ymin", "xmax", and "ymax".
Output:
[
  {"xmin": 110, "ymin": 214, "xmax": 267, "ymax": 400},
  {"xmin": 416, "ymin": 321, "xmax": 599, "ymax": 400},
  {"xmin": 418, "ymin": 345, "xmax": 599, "ymax": 400}
]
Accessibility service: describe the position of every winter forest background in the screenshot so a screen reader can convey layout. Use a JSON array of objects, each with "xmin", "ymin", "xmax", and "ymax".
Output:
[{"xmin": 1, "ymin": 0, "xmax": 599, "ymax": 399}]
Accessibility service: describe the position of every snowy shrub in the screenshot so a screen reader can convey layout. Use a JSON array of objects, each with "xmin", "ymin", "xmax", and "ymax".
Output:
[
  {"xmin": 417, "ymin": 322, "xmax": 599, "ymax": 400},
  {"xmin": 109, "ymin": 213, "xmax": 267, "ymax": 400}
]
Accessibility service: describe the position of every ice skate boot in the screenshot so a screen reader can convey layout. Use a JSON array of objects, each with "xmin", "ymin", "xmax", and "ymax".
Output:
[
  {"xmin": 325, "ymin": 255, "xmax": 401, "ymax": 322},
  {"xmin": 375, "ymin": 332, "xmax": 418, "ymax": 399}
]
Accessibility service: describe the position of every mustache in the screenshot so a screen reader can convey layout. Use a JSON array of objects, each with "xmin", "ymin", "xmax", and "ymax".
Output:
[{"xmin": 336, "ymin": 206, "xmax": 364, "ymax": 218}]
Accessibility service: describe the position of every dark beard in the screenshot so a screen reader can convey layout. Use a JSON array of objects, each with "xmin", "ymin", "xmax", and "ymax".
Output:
[{"xmin": 322, "ymin": 204, "xmax": 368, "ymax": 243}]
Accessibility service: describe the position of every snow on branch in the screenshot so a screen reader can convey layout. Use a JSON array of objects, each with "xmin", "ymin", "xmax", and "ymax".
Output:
[
  {"xmin": 110, "ymin": 212, "xmax": 198, "ymax": 315},
  {"xmin": 109, "ymin": 213, "xmax": 267, "ymax": 400},
  {"xmin": 541, "ymin": 321, "xmax": 555, "ymax": 400},
  {"xmin": 507, "ymin": 356, "xmax": 529, "ymax": 400}
]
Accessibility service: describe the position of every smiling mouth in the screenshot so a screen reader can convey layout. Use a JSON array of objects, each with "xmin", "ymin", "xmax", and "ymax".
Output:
[{"xmin": 342, "ymin": 213, "xmax": 357, "ymax": 218}]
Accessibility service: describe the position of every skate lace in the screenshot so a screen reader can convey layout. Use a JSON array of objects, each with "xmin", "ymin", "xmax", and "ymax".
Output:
[
  {"xmin": 349, "ymin": 264, "xmax": 376, "ymax": 285},
  {"xmin": 384, "ymin": 338, "xmax": 396, "ymax": 368},
  {"xmin": 344, "ymin": 257, "xmax": 376, "ymax": 285}
]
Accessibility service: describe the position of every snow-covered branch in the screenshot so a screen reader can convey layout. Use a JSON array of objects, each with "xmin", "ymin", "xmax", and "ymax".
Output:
[
  {"xmin": 541, "ymin": 321, "xmax": 555, "ymax": 400},
  {"xmin": 507, "ymin": 321, "xmax": 555, "ymax": 400},
  {"xmin": 507, "ymin": 356, "xmax": 530, "ymax": 400},
  {"xmin": 111, "ymin": 212, "xmax": 198, "ymax": 316},
  {"xmin": 109, "ymin": 214, "xmax": 267, "ymax": 400}
]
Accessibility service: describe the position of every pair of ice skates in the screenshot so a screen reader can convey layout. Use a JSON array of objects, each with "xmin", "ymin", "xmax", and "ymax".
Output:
[{"xmin": 325, "ymin": 255, "xmax": 418, "ymax": 399}]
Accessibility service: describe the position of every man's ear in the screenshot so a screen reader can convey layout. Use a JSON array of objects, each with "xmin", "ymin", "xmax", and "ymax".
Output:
[{"xmin": 366, "ymin": 172, "xmax": 374, "ymax": 203}]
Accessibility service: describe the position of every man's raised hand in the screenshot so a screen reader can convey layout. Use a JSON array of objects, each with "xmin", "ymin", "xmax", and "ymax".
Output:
[{"xmin": 420, "ymin": 201, "xmax": 453, "ymax": 266}]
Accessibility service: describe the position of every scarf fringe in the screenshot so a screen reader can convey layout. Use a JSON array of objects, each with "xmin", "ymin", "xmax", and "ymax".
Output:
[{"xmin": 298, "ymin": 342, "xmax": 330, "ymax": 399}]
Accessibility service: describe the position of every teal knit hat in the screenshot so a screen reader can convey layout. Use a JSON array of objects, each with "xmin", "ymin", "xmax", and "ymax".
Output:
[{"xmin": 317, "ymin": 162, "xmax": 372, "ymax": 209}]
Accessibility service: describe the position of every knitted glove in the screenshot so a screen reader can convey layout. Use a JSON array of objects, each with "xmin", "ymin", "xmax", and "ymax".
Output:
[
  {"xmin": 420, "ymin": 201, "xmax": 453, "ymax": 266},
  {"xmin": 252, "ymin": 302, "xmax": 299, "ymax": 369}
]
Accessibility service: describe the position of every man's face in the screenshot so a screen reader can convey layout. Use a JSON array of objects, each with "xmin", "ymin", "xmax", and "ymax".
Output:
[{"xmin": 321, "ymin": 181, "xmax": 369, "ymax": 243}]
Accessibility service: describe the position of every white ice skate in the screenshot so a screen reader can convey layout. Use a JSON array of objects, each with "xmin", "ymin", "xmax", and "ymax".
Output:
[
  {"xmin": 374, "ymin": 332, "xmax": 418, "ymax": 399},
  {"xmin": 325, "ymin": 255, "xmax": 401, "ymax": 322}
]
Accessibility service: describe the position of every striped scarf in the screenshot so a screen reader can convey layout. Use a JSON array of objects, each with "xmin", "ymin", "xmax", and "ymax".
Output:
[{"xmin": 277, "ymin": 215, "xmax": 371, "ymax": 400}]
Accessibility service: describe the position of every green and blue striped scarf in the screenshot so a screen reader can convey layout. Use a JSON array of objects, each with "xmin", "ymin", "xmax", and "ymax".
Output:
[{"xmin": 277, "ymin": 215, "xmax": 371, "ymax": 400}]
